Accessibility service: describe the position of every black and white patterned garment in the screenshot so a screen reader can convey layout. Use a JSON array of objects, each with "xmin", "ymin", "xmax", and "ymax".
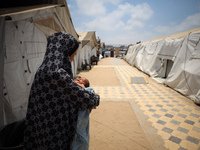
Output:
[{"xmin": 23, "ymin": 32, "xmax": 100, "ymax": 150}]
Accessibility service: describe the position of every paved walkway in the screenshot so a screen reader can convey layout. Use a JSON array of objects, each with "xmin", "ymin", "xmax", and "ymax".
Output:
[{"xmin": 78, "ymin": 57, "xmax": 200, "ymax": 150}]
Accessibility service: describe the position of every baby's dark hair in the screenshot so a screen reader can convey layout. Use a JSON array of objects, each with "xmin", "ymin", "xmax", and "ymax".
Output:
[{"xmin": 84, "ymin": 79, "xmax": 90, "ymax": 87}]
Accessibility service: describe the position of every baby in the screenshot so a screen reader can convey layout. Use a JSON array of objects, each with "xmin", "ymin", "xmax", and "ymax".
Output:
[{"xmin": 72, "ymin": 77, "xmax": 95, "ymax": 150}]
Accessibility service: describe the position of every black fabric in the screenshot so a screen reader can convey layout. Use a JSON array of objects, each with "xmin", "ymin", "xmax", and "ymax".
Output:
[
  {"xmin": 23, "ymin": 32, "xmax": 100, "ymax": 150},
  {"xmin": 0, "ymin": 0, "xmax": 59, "ymax": 8},
  {"xmin": 0, "ymin": 119, "xmax": 25, "ymax": 148}
]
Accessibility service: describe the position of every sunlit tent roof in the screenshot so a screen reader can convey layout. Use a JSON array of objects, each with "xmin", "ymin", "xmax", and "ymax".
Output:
[
  {"xmin": 142, "ymin": 27, "xmax": 200, "ymax": 44},
  {"xmin": 78, "ymin": 31, "xmax": 98, "ymax": 48},
  {"xmin": 0, "ymin": 0, "xmax": 78, "ymax": 39}
]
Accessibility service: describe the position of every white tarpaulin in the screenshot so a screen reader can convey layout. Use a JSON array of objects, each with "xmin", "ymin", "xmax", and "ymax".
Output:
[
  {"xmin": 124, "ymin": 27, "xmax": 200, "ymax": 104},
  {"xmin": 77, "ymin": 31, "xmax": 98, "ymax": 69},
  {"xmin": 0, "ymin": 0, "xmax": 79, "ymax": 127},
  {"xmin": 164, "ymin": 31, "xmax": 200, "ymax": 104}
]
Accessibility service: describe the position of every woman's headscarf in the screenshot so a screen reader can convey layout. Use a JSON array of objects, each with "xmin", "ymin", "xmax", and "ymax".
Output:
[
  {"xmin": 24, "ymin": 32, "xmax": 99, "ymax": 150},
  {"xmin": 41, "ymin": 31, "xmax": 79, "ymax": 78}
]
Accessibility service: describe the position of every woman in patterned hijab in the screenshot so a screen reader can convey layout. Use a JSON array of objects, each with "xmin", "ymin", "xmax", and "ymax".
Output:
[{"xmin": 23, "ymin": 32, "xmax": 100, "ymax": 150}]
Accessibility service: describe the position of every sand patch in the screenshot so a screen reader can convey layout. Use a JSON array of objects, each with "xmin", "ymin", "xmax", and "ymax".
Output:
[
  {"xmin": 89, "ymin": 101, "xmax": 152, "ymax": 150},
  {"xmin": 78, "ymin": 67, "xmax": 121, "ymax": 86},
  {"xmin": 97, "ymin": 57, "xmax": 112, "ymax": 65}
]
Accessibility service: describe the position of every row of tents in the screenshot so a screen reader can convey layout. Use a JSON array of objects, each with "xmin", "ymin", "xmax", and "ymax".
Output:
[
  {"xmin": 1, "ymin": 0, "xmax": 199, "ymax": 129},
  {"xmin": 124, "ymin": 27, "xmax": 200, "ymax": 105},
  {"xmin": 0, "ymin": 0, "xmax": 105, "ymax": 127}
]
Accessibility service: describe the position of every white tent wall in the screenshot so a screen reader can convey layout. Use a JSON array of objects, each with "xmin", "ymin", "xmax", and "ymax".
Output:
[
  {"xmin": 134, "ymin": 45, "xmax": 146, "ymax": 72},
  {"xmin": 77, "ymin": 45, "xmax": 93, "ymax": 68},
  {"xmin": 98, "ymin": 47, "xmax": 103, "ymax": 57},
  {"xmin": 78, "ymin": 31, "xmax": 98, "ymax": 69},
  {"xmin": 153, "ymin": 38, "xmax": 184, "ymax": 79},
  {"xmin": 77, "ymin": 45, "xmax": 97, "ymax": 69},
  {"xmin": 124, "ymin": 28, "xmax": 200, "ymax": 104},
  {"xmin": 139, "ymin": 41, "xmax": 163, "ymax": 77},
  {"xmin": 184, "ymin": 45, "xmax": 200, "ymax": 103},
  {"xmin": 77, "ymin": 44, "xmax": 85, "ymax": 69},
  {"xmin": 99, "ymin": 42, "xmax": 105, "ymax": 55},
  {"xmin": 130, "ymin": 45, "xmax": 143, "ymax": 66},
  {"xmin": 148, "ymin": 40, "xmax": 166, "ymax": 78},
  {"xmin": 126, "ymin": 45, "xmax": 136, "ymax": 65},
  {"xmin": 3, "ymin": 15, "xmax": 47, "ymax": 127},
  {"xmin": 164, "ymin": 31, "xmax": 200, "ymax": 104},
  {"xmin": 1, "ymin": 3, "xmax": 79, "ymax": 126},
  {"xmin": 91, "ymin": 47, "xmax": 97, "ymax": 57},
  {"xmin": 124, "ymin": 45, "xmax": 135, "ymax": 65},
  {"xmin": 142, "ymin": 39, "xmax": 178, "ymax": 78},
  {"xmin": 71, "ymin": 46, "xmax": 81, "ymax": 76},
  {"xmin": 85, "ymin": 45, "xmax": 92, "ymax": 65}
]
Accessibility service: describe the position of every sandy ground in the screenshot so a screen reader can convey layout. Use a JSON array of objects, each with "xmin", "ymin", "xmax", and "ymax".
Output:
[
  {"xmin": 89, "ymin": 101, "xmax": 152, "ymax": 150},
  {"xmin": 78, "ymin": 67, "xmax": 121, "ymax": 86},
  {"xmin": 78, "ymin": 58, "xmax": 152, "ymax": 150}
]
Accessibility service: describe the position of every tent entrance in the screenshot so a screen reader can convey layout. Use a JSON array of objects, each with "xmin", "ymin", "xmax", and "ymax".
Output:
[
  {"xmin": 165, "ymin": 59, "xmax": 173, "ymax": 78},
  {"xmin": 158, "ymin": 59, "xmax": 174, "ymax": 79}
]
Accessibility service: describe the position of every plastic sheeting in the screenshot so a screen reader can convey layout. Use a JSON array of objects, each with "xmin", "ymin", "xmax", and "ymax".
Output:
[
  {"xmin": 0, "ymin": 2, "xmax": 79, "ymax": 127},
  {"xmin": 77, "ymin": 32, "xmax": 99, "ymax": 69},
  {"xmin": 0, "ymin": 119, "xmax": 25, "ymax": 149},
  {"xmin": 124, "ymin": 28, "xmax": 200, "ymax": 104},
  {"xmin": 164, "ymin": 32, "xmax": 200, "ymax": 104},
  {"xmin": 3, "ymin": 17, "xmax": 47, "ymax": 127}
]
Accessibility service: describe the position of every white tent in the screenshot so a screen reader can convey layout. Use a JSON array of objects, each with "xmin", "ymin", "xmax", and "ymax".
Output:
[
  {"xmin": 0, "ymin": 0, "xmax": 79, "ymax": 127},
  {"xmin": 77, "ymin": 31, "xmax": 98, "ymax": 69},
  {"xmin": 164, "ymin": 31, "xmax": 200, "ymax": 104},
  {"xmin": 99, "ymin": 42, "xmax": 105, "ymax": 57},
  {"xmin": 124, "ymin": 27, "xmax": 200, "ymax": 104}
]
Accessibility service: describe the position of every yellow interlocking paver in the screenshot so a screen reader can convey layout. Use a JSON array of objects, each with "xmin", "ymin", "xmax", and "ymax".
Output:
[
  {"xmin": 179, "ymin": 122, "xmax": 194, "ymax": 130},
  {"xmin": 188, "ymin": 130, "xmax": 200, "ymax": 140},
  {"xmin": 157, "ymin": 110, "xmax": 171, "ymax": 116},
  {"xmin": 173, "ymin": 116, "xmax": 186, "ymax": 122},
  {"xmin": 148, "ymin": 117, "xmax": 159, "ymax": 123},
  {"xmin": 171, "ymin": 130, "xmax": 188, "ymax": 139},
  {"xmin": 152, "ymin": 122, "xmax": 164, "ymax": 130},
  {"xmin": 159, "ymin": 116, "xmax": 173, "ymax": 122},
  {"xmin": 84, "ymin": 58, "xmax": 200, "ymax": 150},
  {"xmin": 157, "ymin": 130, "xmax": 171, "ymax": 140},
  {"xmin": 181, "ymin": 110, "xmax": 192, "ymax": 116},
  {"xmin": 164, "ymin": 140, "xmax": 180, "ymax": 150},
  {"xmin": 180, "ymin": 140, "xmax": 200, "ymax": 150},
  {"xmin": 164, "ymin": 122, "xmax": 179, "ymax": 130},
  {"xmin": 187, "ymin": 116, "xmax": 199, "ymax": 122}
]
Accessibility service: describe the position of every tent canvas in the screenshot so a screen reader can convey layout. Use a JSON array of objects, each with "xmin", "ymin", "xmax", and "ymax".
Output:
[
  {"xmin": 164, "ymin": 31, "xmax": 200, "ymax": 104},
  {"xmin": 124, "ymin": 27, "xmax": 200, "ymax": 104},
  {"xmin": 77, "ymin": 31, "xmax": 98, "ymax": 69},
  {"xmin": 0, "ymin": 0, "xmax": 79, "ymax": 127}
]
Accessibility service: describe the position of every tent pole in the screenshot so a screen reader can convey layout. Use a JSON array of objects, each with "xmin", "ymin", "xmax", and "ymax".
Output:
[{"xmin": 0, "ymin": 17, "xmax": 5, "ymax": 127}]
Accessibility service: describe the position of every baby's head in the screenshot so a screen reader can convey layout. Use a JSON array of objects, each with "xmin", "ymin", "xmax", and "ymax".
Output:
[{"xmin": 74, "ymin": 77, "xmax": 90, "ymax": 87}]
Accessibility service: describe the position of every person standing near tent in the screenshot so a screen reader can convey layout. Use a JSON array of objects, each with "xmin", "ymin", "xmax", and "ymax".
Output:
[
  {"xmin": 23, "ymin": 31, "xmax": 100, "ymax": 150},
  {"xmin": 72, "ymin": 76, "xmax": 95, "ymax": 150}
]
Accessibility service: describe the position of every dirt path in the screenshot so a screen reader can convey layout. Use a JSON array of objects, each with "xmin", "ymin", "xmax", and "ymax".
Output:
[{"xmin": 78, "ymin": 57, "xmax": 153, "ymax": 150}]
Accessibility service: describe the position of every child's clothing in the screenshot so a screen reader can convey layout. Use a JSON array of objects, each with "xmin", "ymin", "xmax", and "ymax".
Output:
[{"xmin": 72, "ymin": 87, "xmax": 95, "ymax": 150}]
